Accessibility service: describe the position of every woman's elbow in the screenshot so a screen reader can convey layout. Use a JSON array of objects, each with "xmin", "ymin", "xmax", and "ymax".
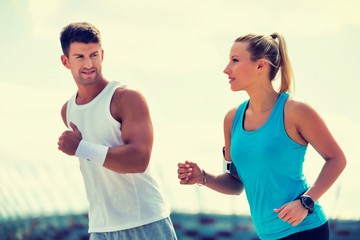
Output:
[
  {"xmin": 228, "ymin": 180, "xmax": 244, "ymax": 196},
  {"xmin": 234, "ymin": 185, "xmax": 245, "ymax": 196},
  {"xmin": 336, "ymin": 149, "xmax": 347, "ymax": 172}
]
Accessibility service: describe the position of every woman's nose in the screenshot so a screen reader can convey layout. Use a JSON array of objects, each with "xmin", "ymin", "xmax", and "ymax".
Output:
[{"xmin": 223, "ymin": 65, "xmax": 230, "ymax": 75}]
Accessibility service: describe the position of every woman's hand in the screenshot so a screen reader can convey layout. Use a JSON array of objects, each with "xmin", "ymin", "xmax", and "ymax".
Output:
[
  {"xmin": 274, "ymin": 200, "xmax": 308, "ymax": 226},
  {"xmin": 177, "ymin": 161, "xmax": 202, "ymax": 185}
]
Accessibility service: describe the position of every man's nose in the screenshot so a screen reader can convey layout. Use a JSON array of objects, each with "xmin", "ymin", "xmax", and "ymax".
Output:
[{"xmin": 84, "ymin": 58, "xmax": 93, "ymax": 68}]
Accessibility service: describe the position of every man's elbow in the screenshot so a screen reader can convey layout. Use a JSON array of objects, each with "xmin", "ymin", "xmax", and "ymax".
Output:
[
  {"xmin": 136, "ymin": 157, "xmax": 150, "ymax": 173},
  {"xmin": 106, "ymin": 147, "xmax": 151, "ymax": 174},
  {"xmin": 132, "ymin": 149, "xmax": 151, "ymax": 173}
]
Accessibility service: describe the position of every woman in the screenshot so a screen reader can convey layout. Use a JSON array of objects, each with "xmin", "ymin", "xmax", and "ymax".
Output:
[{"xmin": 177, "ymin": 33, "xmax": 346, "ymax": 240}]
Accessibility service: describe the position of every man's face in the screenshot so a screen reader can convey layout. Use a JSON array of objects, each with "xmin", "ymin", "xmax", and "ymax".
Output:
[{"xmin": 61, "ymin": 42, "xmax": 104, "ymax": 86}]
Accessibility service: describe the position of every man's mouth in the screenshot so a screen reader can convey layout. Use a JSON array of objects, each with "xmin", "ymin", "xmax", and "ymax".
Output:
[{"xmin": 82, "ymin": 69, "xmax": 95, "ymax": 75}]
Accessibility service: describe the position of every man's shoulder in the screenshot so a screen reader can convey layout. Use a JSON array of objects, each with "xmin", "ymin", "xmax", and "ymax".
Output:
[
  {"xmin": 110, "ymin": 86, "xmax": 150, "ymax": 121},
  {"xmin": 111, "ymin": 87, "xmax": 149, "ymax": 114},
  {"xmin": 113, "ymin": 86, "xmax": 146, "ymax": 102}
]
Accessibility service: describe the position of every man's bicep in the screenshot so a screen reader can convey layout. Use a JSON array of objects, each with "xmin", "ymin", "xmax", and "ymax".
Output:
[
  {"xmin": 121, "ymin": 116, "xmax": 153, "ymax": 145},
  {"xmin": 118, "ymin": 91, "xmax": 153, "ymax": 146}
]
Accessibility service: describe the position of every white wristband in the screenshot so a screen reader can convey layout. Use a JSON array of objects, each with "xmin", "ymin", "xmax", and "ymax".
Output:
[
  {"xmin": 75, "ymin": 140, "xmax": 109, "ymax": 166},
  {"xmin": 223, "ymin": 158, "xmax": 231, "ymax": 174}
]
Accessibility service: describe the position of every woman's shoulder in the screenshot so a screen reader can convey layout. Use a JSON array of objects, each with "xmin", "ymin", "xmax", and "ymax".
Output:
[
  {"xmin": 285, "ymin": 96, "xmax": 320, "ymax": 122},
  {"xmin": 286, "ymin": 95, "xmax": 313, "ymax": 111},
  {"xmin": 225, "ymin": 107, "xmax": 238, "ymax": 121},
  {"xmin": 224, "ymin": 97, "xmax": 250, "ymax": 123},
  {"xmin": 224, "ymin": 105, "xmax": 241, "ymax": 131}
]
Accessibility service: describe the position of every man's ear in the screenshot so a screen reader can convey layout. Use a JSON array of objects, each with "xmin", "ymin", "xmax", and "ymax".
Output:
[{"xmin": 61, "ymin": 55, "xmax": 70, "ymax": 69}]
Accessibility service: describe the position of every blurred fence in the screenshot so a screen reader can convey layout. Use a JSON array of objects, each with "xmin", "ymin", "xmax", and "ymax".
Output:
[
  {"xmin": 1, "ymin": 212, "xmax": 360, "ymax": 240},
  {"xmin": 1, "ymin": 162, "xmax": 359, "ymax": 240}
]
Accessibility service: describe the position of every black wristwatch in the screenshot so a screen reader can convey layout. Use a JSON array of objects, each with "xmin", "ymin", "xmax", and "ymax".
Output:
[{"xmin": 297, "ymin": 195, "xmax": 314, "ymax": 213}]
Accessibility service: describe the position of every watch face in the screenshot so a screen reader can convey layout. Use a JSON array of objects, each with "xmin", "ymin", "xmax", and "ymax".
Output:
[
  {"xmin": 304, "ymin": 197, "xmax": 314, "ymax": 208},
  {"xmin": 301, "ymin": 196, "xmax": 314, "ymax": 213}
]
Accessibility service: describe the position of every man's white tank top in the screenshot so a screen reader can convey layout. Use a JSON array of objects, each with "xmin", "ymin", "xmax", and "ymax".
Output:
[{"xmin": 66, "ymin": 81, "xmax": 170, "ymax": 233}]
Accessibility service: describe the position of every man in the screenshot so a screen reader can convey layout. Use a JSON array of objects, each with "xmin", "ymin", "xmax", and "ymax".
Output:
[{"xmin": 57, "ymin": 22, "xmax": 177, "ymax": 240}]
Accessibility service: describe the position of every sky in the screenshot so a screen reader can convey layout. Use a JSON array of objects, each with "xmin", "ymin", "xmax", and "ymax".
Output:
[{"xmin": 0, "ymin": 0, "xmax": 360, "ymax": 220}]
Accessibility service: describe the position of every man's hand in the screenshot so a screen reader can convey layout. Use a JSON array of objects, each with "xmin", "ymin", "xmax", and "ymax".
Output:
[{"xmin": 58, "ymin": 122, "xmax": 82, "ymax": 156}]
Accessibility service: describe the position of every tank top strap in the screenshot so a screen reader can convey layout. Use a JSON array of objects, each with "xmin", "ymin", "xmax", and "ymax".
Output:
[
  {"xmin": 104, "ymin": 81, "xmax": 126, "ymax": 106},
  {"xmin": 269, "ymin": 92, "xmax": 289, "ymax": 128},
  {"xmin": 231, "ymin": 100, "xmax": 249, "ymax": 136}
]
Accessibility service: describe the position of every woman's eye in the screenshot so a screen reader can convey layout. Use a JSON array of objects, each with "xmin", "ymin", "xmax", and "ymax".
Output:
[{"xmin": 232, "ymin": 58, "xmax": 238, "ymax": 63}]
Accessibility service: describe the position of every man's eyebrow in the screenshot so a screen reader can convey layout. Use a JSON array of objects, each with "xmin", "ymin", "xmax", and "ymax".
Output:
[
  {"xmin": 72, "ymin": 51, "xmax": 99, "ymax": 57},
  {"xmin": 72, "ymin": 53, "xmax": 83, "ymax": 57}
]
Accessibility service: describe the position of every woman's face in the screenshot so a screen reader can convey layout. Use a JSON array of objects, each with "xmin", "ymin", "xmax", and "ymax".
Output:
[{"xmin": 223, "ymin": 42, "xmax": 259, "ymax": 92}]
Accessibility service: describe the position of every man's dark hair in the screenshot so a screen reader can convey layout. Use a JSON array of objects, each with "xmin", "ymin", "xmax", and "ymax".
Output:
[{"xmin": 60, "ymin": 22, "xmax": 102, "ymax": 57}]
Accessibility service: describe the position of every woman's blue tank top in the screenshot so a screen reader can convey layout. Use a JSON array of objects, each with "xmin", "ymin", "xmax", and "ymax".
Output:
[{"xmin": 230, "ymin": 92, "xmax": 327, "ymax": 240}]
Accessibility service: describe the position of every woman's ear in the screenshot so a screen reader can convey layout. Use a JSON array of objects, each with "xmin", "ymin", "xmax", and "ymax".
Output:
[
  {"xmin": 61, "ymin": 55, "xmax": 70, "ymax": 69},
  {"xmin": 257, "ymin": 60, "xmax": 267, "ymax": 69}
]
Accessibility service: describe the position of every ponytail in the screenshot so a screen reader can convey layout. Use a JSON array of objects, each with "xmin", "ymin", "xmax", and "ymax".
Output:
[{"xmin": 270, "ymin": 33, "xmax": 293, "ymax": 93}]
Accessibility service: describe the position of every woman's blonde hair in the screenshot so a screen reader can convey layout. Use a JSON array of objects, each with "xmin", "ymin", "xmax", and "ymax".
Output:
[{"xmin": 235, "ymin": 33, "xmax": 293, "ymax": 93}]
